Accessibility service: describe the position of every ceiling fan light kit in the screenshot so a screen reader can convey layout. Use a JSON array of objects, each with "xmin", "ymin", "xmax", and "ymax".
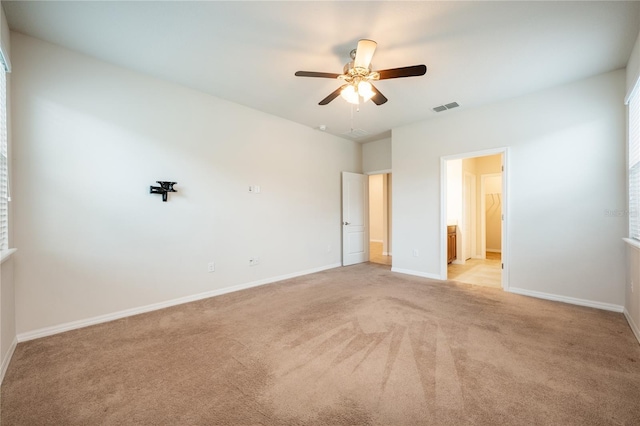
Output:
[{"xmin": 295, "ymin": 39, "xmax": 427, "ymax": 106}]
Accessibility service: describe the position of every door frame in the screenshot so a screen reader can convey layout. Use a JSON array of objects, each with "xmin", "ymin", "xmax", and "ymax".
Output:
[
  {"xmin": 440, "ymin": 147, "xmax": 509, "ymax": 290},
  {"xmin": 365, "ymin": 169, "xmax": 392, "ymax": 262}
]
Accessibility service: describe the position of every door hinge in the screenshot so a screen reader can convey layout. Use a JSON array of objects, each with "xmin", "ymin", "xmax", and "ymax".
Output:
[
  {"xmin": 501, "ymin": 165, "xmax": 504, "ymax": 172},
  {"xmin": 501, "ymin": 263, "xmax": 504, "ymax": 269}
]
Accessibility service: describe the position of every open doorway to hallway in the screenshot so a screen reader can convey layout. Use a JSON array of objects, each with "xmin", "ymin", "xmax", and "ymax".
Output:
[
  {"xmin": 369, "ymin": 173, "xmax": 392, "ymax": 266},
  {"xmin": 444, "ymin": 153, "xmax": 504, "ymax": 288}
]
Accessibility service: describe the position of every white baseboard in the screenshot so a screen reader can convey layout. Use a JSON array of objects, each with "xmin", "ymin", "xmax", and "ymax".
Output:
[
  {"xmin": 369, "ymin": 239, "xmax": 383, "ymax": 243},
  {"xmin": 624, "ymin": 308, "xmax": 640, "ymax": 345},
  {"xmin": 0, "ymin": 336, "xmax": 17, "ymax": 385},
  {"xmin": 17, "ymin": 263, "xmax": 342, "ymax": 343},
  {"xmin": 391, "ymin": 267, "xmax": 442, "ymax": 281},
  {"xmin": 508, "ymin": 287, "xmax": 624, "ymax": 313},
  {"xmin": 486, "ymin": 249, "xmax": 502, "ymax": 253},
  {"xmin": 452, "ymin": 259, "xmax": 464, "ymax": 265}
]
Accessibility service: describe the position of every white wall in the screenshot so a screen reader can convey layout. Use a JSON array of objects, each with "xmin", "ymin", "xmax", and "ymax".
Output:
[
  {"xmin": 476, "ymin": 155, "xmax": 502, "ymax": 254},
  {"xmin": 387, "ymin": 174, "xmax": 392, "ymax": 255},
  {"xmin": 627, "ymin": 30, "xmax": 640, "ymax": 97},
  {"xmin": 11, "ymin": 33, "xmax": 362, "ymax": 335},
  {"xmin": 363, "ymin": 139, "xmax": 392, "ymax": 254},
  {"xmin": 452, "ymin": 155, "xmax": 502, "ymax": 260},
  {"xmin": 626, "ymin": 245, "xmax": 640, "ymax": 341},
  {"xmin": 446, "ymin": 159, "xmax": 462, "ymax": 226},
  {"xmin": 0, "ymin": 2, "xmax": 15, "ymax": 383},
  {"xmin": 369, "ymin": 174, "xmax": 384, "ymax": 242},
  {"xmin": 1, "ymin": 256, "xmax": 15, "ymax": 378},
  {"xmin": 0, "ymin": 2, "xmax": 9, "ymax": 70},
  {"xmin": 446, "ymin": 159, "xmax": 464, "ymax": 262},
  {"xmin": 484, "ymin": 175, "xmax": 502, "ymax": 252},
  {"xmin": 625, "ymin": 26, "xmax": 640, "ymax": 342},
  {"xmin": 484, "ymin": 175, "xmax": 502, "ymax": 194},
  {"xmin": 362, "ymin": 138, "xmax": 391, "ymax": 173},
  {"xmin": 461, "ymin": 158, "xmax": 477, "ymax": 260},
  {"xmin": 393, "ymin": 70, "xmax": 627, "ymax": 308}
]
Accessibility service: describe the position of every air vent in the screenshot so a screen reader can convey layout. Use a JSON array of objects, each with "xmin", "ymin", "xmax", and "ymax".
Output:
[
  {"xmin": 341, "ymin": 128, "xmax": 369, "ymax": 139},
  {"xmin": 433, "ymin": 102, "xmax": 460, "ymax": 112}
]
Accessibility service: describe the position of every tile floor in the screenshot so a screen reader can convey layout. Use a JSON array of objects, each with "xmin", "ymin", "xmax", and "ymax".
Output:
[
  {"xmin": 369, "ymin": 241, "xmax": 392, "ymax": 266},
  {"xmin": 447, "ymin": 251, "xmax": 502, "ymax": 288}
]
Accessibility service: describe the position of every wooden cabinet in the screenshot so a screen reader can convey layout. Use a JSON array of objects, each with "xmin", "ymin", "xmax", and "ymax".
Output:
[{"xmin": 447, "ymin": 226, "xmax": 457, "ymax": 264}]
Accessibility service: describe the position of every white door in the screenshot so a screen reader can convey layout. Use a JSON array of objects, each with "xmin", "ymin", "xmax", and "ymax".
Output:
[{"xmin": 342, "ymin": 172, "xmax": 369, "ymax": 266}]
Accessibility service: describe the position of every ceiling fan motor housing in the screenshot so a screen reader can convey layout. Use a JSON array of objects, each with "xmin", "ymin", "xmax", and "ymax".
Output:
[{"xmin": 341, "ymin": 61, "xmax": 379, "ymax": 85}]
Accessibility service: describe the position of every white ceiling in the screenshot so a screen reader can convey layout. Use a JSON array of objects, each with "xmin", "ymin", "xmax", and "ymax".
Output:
[{"xmin": 3, "ymin": 1, "xmax": 640, "ymax": 142}]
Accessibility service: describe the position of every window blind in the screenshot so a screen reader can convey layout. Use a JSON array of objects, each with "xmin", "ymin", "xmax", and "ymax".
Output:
[
  {"xmin": 630, "ymin": 85, "xmax": 640, "ymax": 241},
  {"xmin": 0, "ymin": 60, "xmax": 7, "ymax": 250}
]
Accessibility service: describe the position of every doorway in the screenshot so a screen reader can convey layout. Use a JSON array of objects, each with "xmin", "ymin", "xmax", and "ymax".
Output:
[
  {"xmin": 442, "ymin": 150, "xmax": 507, "ymax": 289},
  {"xmin": 368, "ymin": 173, "xmax": 392, "ymax": 266}
]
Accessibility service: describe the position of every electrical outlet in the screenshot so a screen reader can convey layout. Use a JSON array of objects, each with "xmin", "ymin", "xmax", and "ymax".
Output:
[
  {"xmin": 413, "ymin": 249, "xmax": 419, "ymax": 257},
  {"xmin": 249, "ymin": 257, "xmax": 260, "ymax": 266},
  {"xmin": 208, "ymin": 262, "xmax": 215, "ymax": 273},
  {"xmin": 248, "ymin": 185, "xmax": 254, "ymax": 193}
]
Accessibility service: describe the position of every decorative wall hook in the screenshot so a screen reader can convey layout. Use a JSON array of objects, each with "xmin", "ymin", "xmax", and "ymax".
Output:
[{"xmin": 150, "ymin": 181, "xmax": 177, "ymax": 202}]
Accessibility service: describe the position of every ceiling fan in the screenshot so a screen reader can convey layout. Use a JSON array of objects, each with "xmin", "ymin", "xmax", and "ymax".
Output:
[{"xmin": 295, "ymin": 39, "xmax": 427, "ymax": 106}]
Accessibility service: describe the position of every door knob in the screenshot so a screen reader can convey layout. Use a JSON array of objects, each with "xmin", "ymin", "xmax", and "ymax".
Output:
[{"xmin": 343, "ymin": 221, "xmax": 350, "ymax": 225}]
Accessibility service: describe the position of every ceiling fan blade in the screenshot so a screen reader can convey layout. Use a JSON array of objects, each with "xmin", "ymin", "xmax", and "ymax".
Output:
[
  {"xmin": 370, "ymin": 84, "xmax": 388, "ymax": 106},
  {"xmin": 319, "ymin": 85, "xmax": 346, "ymax": 105},
  {"xmin": 295, "ymin": 71, "xmax": 341, "ymax": 79},
  {"xmin": 377, "ymin": 65, "xmax": 427, "ymax": 80},
  {"xmin": 354, "ymin": 39, "xmax": 377, "ymax": 69}
]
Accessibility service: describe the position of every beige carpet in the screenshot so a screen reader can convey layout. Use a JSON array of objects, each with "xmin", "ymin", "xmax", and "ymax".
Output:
[{"xmin": 2, "ymin": 263, "xmax": 640, "ymax": 425}]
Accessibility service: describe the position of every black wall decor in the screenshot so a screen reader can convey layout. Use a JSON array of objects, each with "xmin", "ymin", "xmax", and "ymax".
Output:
[{"xmin": 150, "ymin": 181, "xmax": 177, "ymax": 202}]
